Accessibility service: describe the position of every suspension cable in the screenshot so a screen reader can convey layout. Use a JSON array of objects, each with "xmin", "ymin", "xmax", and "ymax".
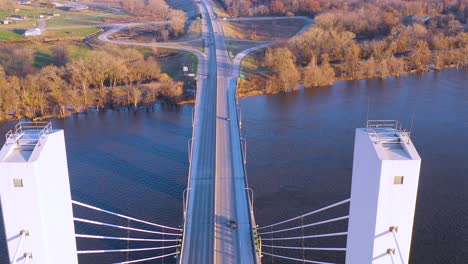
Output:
[
  {"xmin": 260, "ymin": 231, "xmax": 348, "ymax": 241},
  {"xmin": 12, "ymin": 230, "xmax": 27, "ymax": 264},
  {"xmin": 23, "ymin": 254, "xmax": 32, "ymax": 264},
  {"xmin": 262, "ymin": 251, "xmax": 335, "ymax": 264},
  {"xmin": 391, "ymin": 228, "xmax": 406, "ymax": 264},
  {"xmin": 74, "ymin": 218, "xmax": 182, "ymax": 236},
  {"xmin": 113, "ymin": 252, "xmax": 179, "ymax": 264},
  {"xmin": 75, "ymin": 234, "xmax": 181, "ymax": 242},
  {"xmin": 258, "ymin": 199, "xmax": 350, "ymax": 230},
  {"xmin": 389, "ymin": 251, "xmax": 396, "ymax": 264},
  {"xmin": 77, "ymin": 245, "xmax": 178, "ymax": 254},
  {"xmin": 301, "ymin": 216, "xmax": 305, "ymax": 262},
  {"xmin": 72, "ymin": 200, "xmax": 181, "ymax": 231},
  {"xmin": 258, "ymin": 215, "xmax": 349, "ymax": 235},
  {"xmin": 262, "ymin": 244, "xmax": 346, "ymax": 251}
]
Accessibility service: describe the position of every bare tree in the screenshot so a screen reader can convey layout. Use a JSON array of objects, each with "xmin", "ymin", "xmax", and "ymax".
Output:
[
  {"xmin": 68, "ymin": 58, "xmax": 93, "ymax": 108},
  {"xmin": 264, "ymin": 47, "xmax": 300, "ymax": 93},
  {"xmin": 303, "ymin": 60, "xmax": 335, "ymax": 87},
  {"xmin": 130, "ymin": 87, "xmax": 143, "ymax": 108},
  {"xmin": 169, "ymin": 9, "xmax": 187, "ymax": 36},
  {"xmin": 40, "ymin": 66, "xmax": 68, "ymax": 117},
  {"xmin": 410, "ymin": 40, "xmax": 431, "ymax": 71}
]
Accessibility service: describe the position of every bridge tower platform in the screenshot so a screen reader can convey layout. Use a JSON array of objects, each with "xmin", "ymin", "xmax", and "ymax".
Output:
[
  {"xmin": 0, "ymin": 122, "xmax": 78, "ymax": 264},
  {"xmin": 346, "ymin": 120, "xmax": 421, "ymax": 263}
]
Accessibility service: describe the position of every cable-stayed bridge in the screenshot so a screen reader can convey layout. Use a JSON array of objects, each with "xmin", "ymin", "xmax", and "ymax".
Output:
[{"xmin": 0, "ymin": 0, "xmax": 422, "ymax": 262}]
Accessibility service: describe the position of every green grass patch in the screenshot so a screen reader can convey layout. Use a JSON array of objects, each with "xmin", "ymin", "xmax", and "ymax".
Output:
[
  {"xmin": 45, "ymin": 17, "xmax": 104, "ymax": 27},
  {"xmin": 226, "ymin": 40, "xmax": 263, "ymax": 57},
  {"xmin": 222, "ymin": 18, "xmax": 307, "ymax": 41},
  {"xmin": 0, "ymin": 41, "xmax": 94, "ymax": 73},
  {"xmin": 44, "ymin": 27, "xmax": 100, "ymax": 39},
  {"xmin": 0, "ymin": 30, "xmax": 26, "ymax": 41},
  {"xmin": 34, "ymin": 51, "xmax": 56, "ymax": 67},
  {"xmin": 65, "ymin": 42, "xmax": 93, "ymax": 59}
]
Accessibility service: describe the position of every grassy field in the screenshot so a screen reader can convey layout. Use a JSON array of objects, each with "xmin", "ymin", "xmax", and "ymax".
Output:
[
  {"xmin": 166, "ymin": 0, "xmax": 199, "ymax": 18},
  {"xmin": 44, "ymin": 11, "xmax": 132, "ymax": 27},
  {"xmin": 25, "ymin": 41, "xmax": 93, "ymax": 66},
  {"xmin": 34, "ymin": 50, "xmax": 58, "ymax": 67},
  {"xmin": 237, "ymin": 49, "xmax": 270, "ymax": 96},
  {"xmin": 157, "ymin": 51, "xmax": 198, "ymax": 81},
  {"xmin": 209, "ymin": 0, "xmax": 230, "ymax": 19},
  {"xmin": 0, "ymin": 40, "xmax": 93, "ymax": 69},
  {"xmin": 0, "ymin": 5, "xmax": 131, "ymax": 30},
  {"xmin": 111, "ymin": 21, "xmax": 202, "ymax": 43},
  {"xmin": 34, "ymin": 42, "xmax": 92, "ymax": 66},
  {"xmin": 0, "ymin": 30, "xmax": 27, "ymax": 41},
  {"xmin": 222, "ymin": 18, "xmax": 307, "ymax": 41},
  {"xmin": 43, "ymin": 27, "xmax": 101, "ymax": 39},
  {"xmin": 57, "ymin": 42, "xmax": 93, "ymax": 61},
  {"xmin": 225, "ymin": 40, "xmax": 269, "ymax": 57},
  {"xmin": 45, "ymin": 17, "xmax": 104, "ymax": 27}
]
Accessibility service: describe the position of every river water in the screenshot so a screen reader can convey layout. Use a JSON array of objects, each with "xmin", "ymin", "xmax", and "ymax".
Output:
[{"xmin": 0, "ymin": 68, "xmax": 466, "ymax": 263}]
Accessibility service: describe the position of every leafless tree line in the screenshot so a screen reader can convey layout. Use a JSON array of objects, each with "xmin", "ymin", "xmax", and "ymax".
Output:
[
  {"xmin": 218, "ymin": 0, "xmax": 467, "ymax": 25},
  {"xmin": 0, "ymin": 46, "xmax": 184, "ymax": 121},
  {"xmin": 239, "ymin": 12, "xmax": 468, "ymax": 95}
]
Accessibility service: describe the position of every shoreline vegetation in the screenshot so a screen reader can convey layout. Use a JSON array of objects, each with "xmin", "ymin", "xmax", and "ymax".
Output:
[
  {"xmin": 0, "ymin": 42, "xmax": 195, "ymax": 122},
  {"xmin": 233, "ymin": 0, "xmax": 468, "ymax": 96},
  {"xmin": 0, "ymin": 0, "xmax": 197, "ymax": 122},
  {"xmin": 1, "ymin": 0, "xmax": 467, "ymax": 122}
]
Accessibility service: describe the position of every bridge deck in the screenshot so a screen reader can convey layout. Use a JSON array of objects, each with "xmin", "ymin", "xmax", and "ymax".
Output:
[{"xmin": 180, "ymin": 0, "xmax": 257, "ymax": 263}]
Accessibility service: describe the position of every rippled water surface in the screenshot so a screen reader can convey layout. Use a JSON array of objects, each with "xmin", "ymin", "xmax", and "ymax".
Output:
[
  {"xmin": 243, "ymin": 68, "xmax": 468, "ymax": 263},
  {"xmin": 0, "ymin": 105, "xmax": 192, "ymax": 263},
  {"xmin": 0, "ymin": 68, "xmax": 467, "ymax": 263}
]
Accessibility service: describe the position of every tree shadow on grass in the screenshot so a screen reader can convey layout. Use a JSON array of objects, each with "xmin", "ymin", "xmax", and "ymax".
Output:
[
  {"xmin": 34, "ymin": 51, "xmax": 57, "ymax": 68},
  {"xmin": 12, "ymin": 29, "xmax": 26, "ymax": 35}
]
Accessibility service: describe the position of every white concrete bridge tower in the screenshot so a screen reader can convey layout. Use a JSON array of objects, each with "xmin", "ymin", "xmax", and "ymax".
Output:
[
  {"xmin": 346, "ymin": 120, "xmax": 421, "ymax": 264},
  {"xmin": 0, "ymin": 122, "xmax": 78, "ymax": 264}
]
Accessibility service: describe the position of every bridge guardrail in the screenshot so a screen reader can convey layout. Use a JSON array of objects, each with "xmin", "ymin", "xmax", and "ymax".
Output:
[{"xmin": 232, "ymin": 78, "xmax": 261, "ymax": 263}]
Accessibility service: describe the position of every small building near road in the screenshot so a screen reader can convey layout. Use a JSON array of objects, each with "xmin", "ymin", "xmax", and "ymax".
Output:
[{"xmin": 25, "ymin": 28, "xmax": 42, "ymax": 37}]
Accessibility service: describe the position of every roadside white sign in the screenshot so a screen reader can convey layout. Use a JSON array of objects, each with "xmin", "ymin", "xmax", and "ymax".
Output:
[{"xmin": 183, "ymin": 66, "xmax": 189, "ymax": 72}]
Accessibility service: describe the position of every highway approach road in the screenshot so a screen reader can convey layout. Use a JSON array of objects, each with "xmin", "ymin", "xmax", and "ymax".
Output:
[{"xmin": 180, "ymin": 0, "xmax": 258, "ymax": 263}]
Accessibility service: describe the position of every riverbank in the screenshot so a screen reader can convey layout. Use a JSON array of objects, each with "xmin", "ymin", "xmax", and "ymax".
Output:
[
  {"xmin": 2, "ymin": 64, "xmax": 461, "ymax": 124},
  {"xmin": 0, "ymin": 97, "xmax": 193, "ymax": 122},
  {"xmin": 237, "ymin": 48, "xmax": 468, "ymax": 98}
]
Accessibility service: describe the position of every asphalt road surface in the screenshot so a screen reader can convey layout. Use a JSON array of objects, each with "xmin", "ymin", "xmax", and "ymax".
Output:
[{"xmin": 181, "ymin": 0, "xmax": 257, "ymax": 263}]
